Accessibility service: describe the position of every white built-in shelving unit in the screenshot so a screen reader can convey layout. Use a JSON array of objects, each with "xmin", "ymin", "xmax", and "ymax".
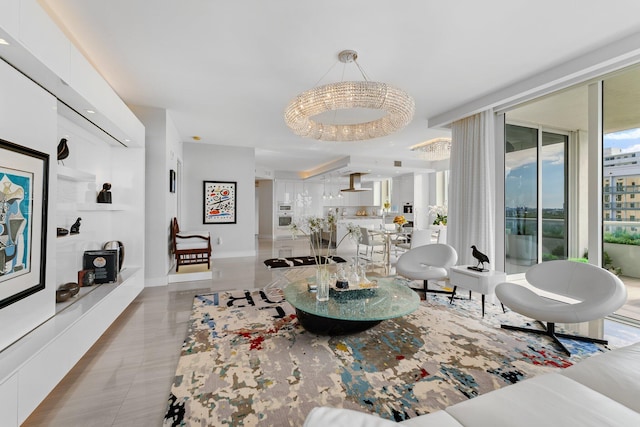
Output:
[{"xmin": 0, "ymin": 112, "xmax": 145, "ymax": 425}]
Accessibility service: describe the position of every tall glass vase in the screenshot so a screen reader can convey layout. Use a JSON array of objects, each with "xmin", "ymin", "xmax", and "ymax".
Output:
[{"xmin": 316, "ymin": 268, "xmax": 330, "ymax": 302}]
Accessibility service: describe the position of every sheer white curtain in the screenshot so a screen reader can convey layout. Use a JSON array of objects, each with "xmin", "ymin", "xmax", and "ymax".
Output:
[{"xmin": 448, "ymin": 111, "xmax": 496, "ymax": 266}]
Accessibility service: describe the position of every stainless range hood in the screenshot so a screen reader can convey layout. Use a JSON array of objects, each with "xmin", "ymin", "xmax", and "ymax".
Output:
[{"xmin": 341, "ymin": 173, "xmax": 372, "ymax": 192}]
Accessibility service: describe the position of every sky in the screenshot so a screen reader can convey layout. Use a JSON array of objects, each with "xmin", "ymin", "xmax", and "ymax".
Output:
[
  {"xmin": 506, "ymin": 129, "xmax": 640, "ymax": 210},
  {"xmin": 604, "ymin": 128, "xmax": 640, "ymax": 151},
  {"xmin": 506, "ymin": 143, "xmax": 565, "ymax": 209}
]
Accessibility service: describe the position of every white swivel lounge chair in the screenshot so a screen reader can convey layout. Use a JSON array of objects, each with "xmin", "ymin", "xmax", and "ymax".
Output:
[
  {"xmin": 395, "ymin": 243, "xmax": 458, "ymax": 296},
  {"xmin": 496, "ymin": 260, "xmax": 627, "ymax": 355}
]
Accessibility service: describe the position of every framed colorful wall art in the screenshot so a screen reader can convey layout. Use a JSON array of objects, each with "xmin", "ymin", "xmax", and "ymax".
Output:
[
  {"xmin": 0, "ymin": 138, "xmax": 49, "ymax": 309},
  {"xmin": 203, "ymin": 181, "xmax": 236, "ymax": 224}
]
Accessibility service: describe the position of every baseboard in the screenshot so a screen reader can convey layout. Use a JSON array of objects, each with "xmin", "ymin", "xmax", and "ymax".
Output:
[
  {"xmin": 212, "ymin": 250, "xmax": 256, "ymax": 259},
  {"xmin": 168, "ymin": 269, "xmax": 213, "ymax": 283}
]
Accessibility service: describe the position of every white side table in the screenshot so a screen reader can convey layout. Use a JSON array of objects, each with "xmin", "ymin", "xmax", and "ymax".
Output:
[{"xmin": 449, "ymin": 265, "xmax": 507, "ymax": 317}]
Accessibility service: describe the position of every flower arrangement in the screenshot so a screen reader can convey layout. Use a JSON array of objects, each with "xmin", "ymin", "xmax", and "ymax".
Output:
[
  {"xmin": 290, "ymin": 215, "xmax": 364, "ymax": 301},
  {"xmin": 290, "ymin": 215, "xmax": 362, "ymax": 261},
  {"xmin": 429, "ymin": 205, "xmax": 448, "ymax": 226},
  {"xmin": 393, "ymin": 215, "xmax": 407, "ymax": 225}
]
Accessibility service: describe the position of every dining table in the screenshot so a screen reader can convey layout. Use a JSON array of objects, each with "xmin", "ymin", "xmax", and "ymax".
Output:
[{"xmin": 369, "ymin": 227, "xmax": 411, "ymax": 273}]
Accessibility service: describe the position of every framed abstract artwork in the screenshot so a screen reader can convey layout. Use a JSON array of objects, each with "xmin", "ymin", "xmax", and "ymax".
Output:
[
  {"xmin": 203, "ymin": 181, "xmax": 236, "ymax": 224},
  {"xmin": 0, "ymin": 138, "xmax": 49, "ymax": 310}
]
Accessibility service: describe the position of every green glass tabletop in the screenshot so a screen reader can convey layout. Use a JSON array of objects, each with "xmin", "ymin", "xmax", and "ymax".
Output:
[{"xmin": 283, "ymin": 277, "xmax": 420, "ymax": 322}]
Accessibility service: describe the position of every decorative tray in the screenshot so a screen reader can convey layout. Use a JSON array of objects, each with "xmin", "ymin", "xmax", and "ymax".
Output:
[{"xmin": 329, "ymin": 280, "xmax": 378, "ymax": 298}]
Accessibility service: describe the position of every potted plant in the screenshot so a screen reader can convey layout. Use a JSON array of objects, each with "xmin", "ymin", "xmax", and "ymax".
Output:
[{"xmin": 429, "ymin": 205, "xmax": 447, "ymax": 226}]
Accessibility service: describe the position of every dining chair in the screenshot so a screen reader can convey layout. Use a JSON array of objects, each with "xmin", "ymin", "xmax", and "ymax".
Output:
[
  {"xmin": 358, "ymin": 227, "xmax": 386, "ymax": 261},
  {"xmin": 395, "ymin": 229, "xmax": 433, "ymax": 251}
]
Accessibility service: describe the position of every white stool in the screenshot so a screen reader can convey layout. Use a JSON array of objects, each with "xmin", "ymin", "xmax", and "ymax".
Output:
[{"xmin": 449, "ymin": 265, "xmax": 506, "ymax": 317}]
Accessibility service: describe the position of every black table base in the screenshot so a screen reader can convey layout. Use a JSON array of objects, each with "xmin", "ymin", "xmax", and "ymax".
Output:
[{"xmin": 295, "ymin": 309, "xmax": 382, "ymax": 335}]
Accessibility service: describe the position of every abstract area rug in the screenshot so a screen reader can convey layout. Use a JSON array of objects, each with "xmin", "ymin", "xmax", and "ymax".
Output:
[{"xmin": 163, "ymin": 288, "xmax": 608, "ymax": 426}]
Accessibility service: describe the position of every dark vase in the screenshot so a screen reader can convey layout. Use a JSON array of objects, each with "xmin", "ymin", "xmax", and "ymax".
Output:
[{"xmin": 103, "ymin": 240, "xmax": 125, "ymax": 272}]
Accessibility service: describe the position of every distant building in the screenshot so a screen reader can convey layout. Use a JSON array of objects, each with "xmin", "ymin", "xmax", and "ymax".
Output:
[{"xmin": 603, "ymin": 147, "xmax": 640, "ymax": 222}]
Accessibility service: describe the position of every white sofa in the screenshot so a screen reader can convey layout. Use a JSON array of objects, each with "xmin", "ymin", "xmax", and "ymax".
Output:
[{"xmin": 304, "ymin": 341, "xmax": 640, "ymax": 427}]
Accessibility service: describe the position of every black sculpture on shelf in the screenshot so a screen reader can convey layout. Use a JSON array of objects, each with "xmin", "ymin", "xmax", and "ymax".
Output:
[
  {"xmin": 57, "ymin": 227, "xmax": 69, "ymax": 236},
  {"xmin": 97, "ymin": 182, "xmax": 112, "ymax": 204},
  {"xmin": 469, "ymin": 245, "xmax": 490, "ymax": 272},
  {"xmin": 57, "ymin": 138, "xmax": 69, "ymax": 163},
  {"xmin": 70, "ymin": 217, "xmax": 82, "ymax": 234}
]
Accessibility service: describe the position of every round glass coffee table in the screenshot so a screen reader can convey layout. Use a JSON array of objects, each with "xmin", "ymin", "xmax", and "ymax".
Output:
[{"xmin": 283, "ymin": 277, "xmax": 420, "ymax": 335}]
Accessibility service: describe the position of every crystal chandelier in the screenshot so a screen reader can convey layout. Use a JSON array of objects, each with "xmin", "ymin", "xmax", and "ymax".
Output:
[
  {"xmin": 284, "ymin": 50, "xmax": 415, "ymax": 142},
  {"xmin": 411, "ymin": 137, "xmax": 452, "ymax": 161}
]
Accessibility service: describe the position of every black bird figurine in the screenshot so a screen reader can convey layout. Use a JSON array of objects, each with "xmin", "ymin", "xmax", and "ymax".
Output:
[
  {"xmin": 57, "ymin": 138, "xmax": 69, "ymax": 163},
  {"xmin": 471, "ymin": 245, "xmax": 490, "ymax": 271},
  {"xmin": 70, "ymin": 217, "xmax": 82, "ymax": 234}
]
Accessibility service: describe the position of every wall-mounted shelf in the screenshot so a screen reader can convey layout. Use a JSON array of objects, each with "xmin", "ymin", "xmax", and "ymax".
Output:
[
  {"xmin": 57, "ymin": 203, "xmax": 127, "ymax": 212},
  {"xmin": 55, "ymin": 233, "xmax": 82, "ymax": 243},
  {"xmin": 76, "ymin": 203, "xmax": 127, "ymax": 211},
  {"xmin": 0, "ymin": 268, "xmax": 144, "ymax": 425},
  {"xmin": 54, "ymin": 267, "xmax": 140, "ymax": 314},
  {"xmin": 56, "ymin": 165, "xmax": 96, "ymax": 182}
]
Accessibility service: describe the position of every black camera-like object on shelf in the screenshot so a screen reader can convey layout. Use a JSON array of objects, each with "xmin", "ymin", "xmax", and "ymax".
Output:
[{"xmin": 83, "ymin": 250, "xmax": 118, "ymax": 284}]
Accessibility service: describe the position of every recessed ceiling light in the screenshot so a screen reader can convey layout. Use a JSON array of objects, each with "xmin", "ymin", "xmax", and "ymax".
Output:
[
  {"xmin": 86, "ymin": 109, "xmax": 95, "ymax": 114},
  {"xmin": 192, "ymin": 136, "xmax": 201, "ymax": 141},
  {"xmin": 124, "ymin": 138, "xmax": 131, "ymax": 142},
  {"xmin": 0, "ymin": 39, "xmax": 9, "ymax": 46}
]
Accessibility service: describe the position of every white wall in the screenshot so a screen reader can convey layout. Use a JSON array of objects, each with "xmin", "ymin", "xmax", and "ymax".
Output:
[
  {"xmin": 111, "ymin": 145, "xmax": 146, "ymax": 270},
  {"xmin": 257, "ymin": 180, "xmax": 274, "ymax": 239},
  {"xmin": 183, "ymin": 143, "xmax": 256, "ymax": 258},
  {"xmin": 391, "ymin": 174, "xmax": 415, "ymax": 215},
  {"xmin": 0, "ymin": 58, "xmax": 57, "ymax": 350},
  {"xmin": 132, "ymin": 106, "xmax": 182, "ymax": 285},
  {"xmin": 413, "ymin": 173, "xmax": 429, "ymax": 229}
]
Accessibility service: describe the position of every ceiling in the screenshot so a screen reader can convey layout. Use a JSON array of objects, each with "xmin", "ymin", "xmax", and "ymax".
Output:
[
  {"xmin": 504, "ymin": 64, "xmax": 640, "ymax": 135},
  {"xmin": 40, "ymin": 0, "xmax": 640, "ymax": 183}
]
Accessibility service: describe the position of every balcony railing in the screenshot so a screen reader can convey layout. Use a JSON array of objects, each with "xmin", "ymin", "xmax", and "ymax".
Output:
[
  {"xmin": 604, "ymin": 185, "xmax": 640, "ymax": 194},
  {"xmin": 603, "ymin": 202, "xmax": 640, "ymax": 210}
]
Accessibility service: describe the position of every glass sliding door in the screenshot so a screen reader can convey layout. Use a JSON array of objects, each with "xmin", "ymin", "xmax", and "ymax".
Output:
[
  {"xmin": 541, "ymin": 132, "xmax": 568, "ymax": 262},
  {"xmin": 505, "ymin": 125, "xmax": 538, "ymax": 274},
  {"xmin": 505, "ymin": 124, "xmax": 568, "ymax": 274}
]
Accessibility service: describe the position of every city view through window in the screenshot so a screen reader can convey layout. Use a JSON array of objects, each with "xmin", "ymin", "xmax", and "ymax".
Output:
[
  {"xmin": 604, "ymin": 129, "xmax": 640, "ymax": 251},
  {"xmin": 505, "ymin": 125, "xmax": 567, "ymax": 274},
  {"xmin": 505, "ymin": 125, "xmax": 640, "ymax": 274},
  {"xmin": 506, "ymin": 69, "xmax": 640, "ymax": 321}
]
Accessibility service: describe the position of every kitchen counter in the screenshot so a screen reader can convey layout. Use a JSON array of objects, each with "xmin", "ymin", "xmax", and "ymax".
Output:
[{"xmin": 336, "ymin": 217, "xmax": 385, "ymax": 252}]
